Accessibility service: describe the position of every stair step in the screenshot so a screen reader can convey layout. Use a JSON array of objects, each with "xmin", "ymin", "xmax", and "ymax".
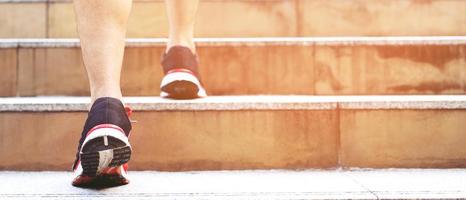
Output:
[
  {"xmin": 0, "ymin": 169, "xmax": 465, "ymax": 199},
  {"xmin": 1, "ymin": 37, "xmax": 465, "ymax": 96},
  {"xmin": 1, "ymin": 95, "xmax": 465, "ymax": 111},
  {"xmin": 1, "ymin": 0, "xmax": 466, "ymax": 38},
  {"xmin": 0, "ymin": 95, "xmax": 465, "ymax": 171}
]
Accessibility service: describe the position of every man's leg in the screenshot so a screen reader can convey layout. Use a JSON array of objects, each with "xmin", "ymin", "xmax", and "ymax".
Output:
[
  {"xmin": 165, "ymin": 0, "xmax": 198, "ymax": 53},
  {"xmin": 160, "ymin": 0, "xmax": 206, "ymax": 99},
  {"xmin": 71, "ymin": 0, "xmax": 133, "ymax": 188},
  {"xmin": 75, "ymin": 0, "xmax": 132, "ymax": 103}
]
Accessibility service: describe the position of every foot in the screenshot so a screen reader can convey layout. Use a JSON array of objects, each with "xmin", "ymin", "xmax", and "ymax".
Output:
[
  {"xmin": 160, "ymin": 46, "xmax": 207, "ymax": 99},
  {"xmin": 71, "ymin": 97, "xmax": 133, "ymax": 188}
]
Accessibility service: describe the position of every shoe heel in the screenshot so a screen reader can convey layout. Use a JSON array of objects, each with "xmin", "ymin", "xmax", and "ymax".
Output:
[{"xmin": 80, "ymin": 136, "xmax": 131, "ymax": 176}]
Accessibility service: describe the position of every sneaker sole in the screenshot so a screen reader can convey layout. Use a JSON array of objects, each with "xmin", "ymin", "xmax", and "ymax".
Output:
[
  {"xmin": 160, "ymin": 71, "xmax": 207, "ymax": 99},
  {"xmin": 161, "ymin": 80, "xmax": 200, "ymax": 99},
  {"xmin": 72, "ymin": 173, "xmax": 129, "ymax": 188},
  {"xmin": 73, "ymin": 135, "xmax": 131, "ymax": 188},
  {"xmin": 80, "ymin": 136, "xmax": 131, "ymax": 177}
]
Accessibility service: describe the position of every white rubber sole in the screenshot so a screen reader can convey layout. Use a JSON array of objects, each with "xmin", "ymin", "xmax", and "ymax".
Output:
[
  {"xmin": 160, "ymin": 72, "xmax": 207, "ymax": 98},
  {"xmin": 81, "ymin": 127, "xmax": 130, "ymax": 148},
  {"xmin": 74, "ymin": 127, "xmax": 131, "ymax": 178}
]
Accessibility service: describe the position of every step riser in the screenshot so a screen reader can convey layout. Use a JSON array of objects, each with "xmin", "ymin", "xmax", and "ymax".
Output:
[
  {"xmin": 0, "ymin": 109, "xmax": 464, "ymax": 171},
  {"xmin": 1, "ymin": 0, "xmax": 466, "ymax": 38},
  {"xmin": 341, "ymin": 110, "xmax": 466, "ymax": 168},
  {"xmin": 0, "ymin": 111, "xmax": 339, "ymax": 171},
  {"xmin": 1, "ymin": 43, "xmax": 465, "ymax": 96}
]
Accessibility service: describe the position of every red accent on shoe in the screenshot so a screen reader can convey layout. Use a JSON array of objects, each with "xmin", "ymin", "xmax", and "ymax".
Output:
[
  {"xmin": 100, "ymin": 163, "xmax": 128, "ymax": 175},
  {"xmin": 72, "ymin": 175, "xmax": 94, "ymax": 186},
  {"xmin": 101, "ymin": 167, "xmax": 119, "ymax": 175},
  {"xmin": 124, "ymin": 106, "xmax": 133, "ymax": 117},
  {"xmin": 73, "ymin": 124, "xmax": 129, "ymax": 172},
  {"xmin": 167, "ymin": 68, "xmax": 195, "ymax": 75},
  {"xmin": 85, "ymin": 124, "xmax": 125, "ymax": 137},
  {"xmin": 73, "ymin": 160, "xmax": 81, "ymax": 171}
]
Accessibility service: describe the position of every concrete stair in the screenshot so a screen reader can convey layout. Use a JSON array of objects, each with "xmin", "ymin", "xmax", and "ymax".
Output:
[
  {"xmin": 1, "ymin": 37, "xmax": 465, "ymax": 97},
  {"xmin": 1, "ymin": 169, "xmax": 466, "ymax": 199},
  {"xmin": 0, "ymin": 95, "xmax": 465, "ymax": 171},
  {"xmin": 1, "ymin": 0, "xmax": 466, "ymax": 38},
  {"xmin": 1, "ymin": 0, "xmax": 465, "ymax": 197}
]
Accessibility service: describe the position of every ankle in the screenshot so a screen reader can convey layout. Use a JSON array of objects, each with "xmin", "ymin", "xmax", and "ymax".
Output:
[
  {"xmin": 86, "ymin": 97, "xmax": 132, "ymax": 135},
  {"xmin": 90, "ymin": 87, "xmax": 123, "ymax": 105},
  {"xmin": 166, "ymin": 38, "xmax": 196, "ymax": 54}
]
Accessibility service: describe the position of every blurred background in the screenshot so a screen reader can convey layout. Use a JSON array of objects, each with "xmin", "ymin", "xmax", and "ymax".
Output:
[{"xmin": 1, "ymin": 0, "xmax": 466, "ymax": 38}]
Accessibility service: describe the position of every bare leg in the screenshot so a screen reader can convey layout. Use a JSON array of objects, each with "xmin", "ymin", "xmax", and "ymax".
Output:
[
  {"xmin": 161, "ymin": 0, "xmax": 205, "ymax": 99},
  {"xmin": 165, "ymin": 0, "xmax": 199, "ymax": 53},
  {"xmin": 71, "ymin": 0, "xmax": 134, "ymax": 188},
  {"xmin": 73, "ymin": 0, "xmax": 132, "ymax": 103}
]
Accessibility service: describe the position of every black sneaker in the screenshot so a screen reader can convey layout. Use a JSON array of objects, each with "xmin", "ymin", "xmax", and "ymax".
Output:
[
  {"xmin": 71, "ymin": 97, "xmax": 133, "ymax": 188},
  {"xmin": 160, "ymin": 46, "xmax": 207, "ymax": 99}
]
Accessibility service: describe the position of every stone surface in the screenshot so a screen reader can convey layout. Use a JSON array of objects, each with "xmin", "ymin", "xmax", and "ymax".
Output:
[
  {"xmin": 195, "ymin": 0, "xmax": 296, "ymax": 37},
  {"xmin": 3, "ymin": 0, "xmax": 466, "ymax": 38},
  {"xmin": 47, "ymin": 2, "xmax": 168, "ymax": 38},
  {"xmin": 314, "ymin": 44, "xmax": 466, "ymax": 95},
  {"xmin": 17, "ymin": 49, "xmax": 35, "ymax": 96},
  {"xmin": 2, "ymin": 37, "xmax": 465, "ymax": 96},
  {"xmin": 17, "ymin": 48, "xmax": 89, "ymax": 96},
  {"xmin": 1, "ymin": 170, "xmax": 466, "ymax": 199},
  {"xmin": 0, "ymin": 96, "xmax": 464, "ymax": 170},
  {"xmin": 1, "ymin": 96, "xmax": 465, "ymax": 112},
  {"xmin": 298, "ymin": 0, "xmax": 466, "ymax": 36},
  {"xmin": 340, "ymin": 109, "xmax": 466, "ymax": 168},
  {"xmin": 129, "ymin": 110, "xmax": 338, "ymax": 171},
  {"xmin": 47, "ymin": 1, "xmax": 77, "ymax": 38},
  {"xmin": 0, "ymin": 112, "xmax": 83, "ymax": 170},
  {"xmin": 198, "ymin": 45, "xmax": 315, "ymax": 95},
  {"xmin": 0, "ymin": 97, "xmax": 340, "ymax": 170},
  {"xmin": 346, "ymin": 169, "xmax": 466, "ymax": 199},
  {"xmin": 126, "ymin": 1, "xmax": 167, "ymax": 38},
  {"xmin": 3, "ymin": 37, "xmax": 466, "ymax": 48},
  {"xmin": 0, "ymin": 3, "xmax": 46, "ymax": 38},
  {"xmin": 46, "ymin": 0, "xmax": 296, "ymax": 38},
  {"xmin": 0, "ymin": 49, "xmax": 17, "ymax": 96}
]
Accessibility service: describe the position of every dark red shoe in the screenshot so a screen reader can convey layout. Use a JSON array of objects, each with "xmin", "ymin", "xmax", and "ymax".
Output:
[
  {"xmin": 71, "ymin": 97, "xmax": 133, "ymax": 188},
  {"xmin": 160, "ymin": 46, "xmax": 207, "ymax": 99}
]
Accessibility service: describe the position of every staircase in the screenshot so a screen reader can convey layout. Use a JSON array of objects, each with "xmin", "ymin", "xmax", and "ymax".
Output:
[{"xmin": 0, "ymin": 0, "xmax": 465, "ymax": 199}]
